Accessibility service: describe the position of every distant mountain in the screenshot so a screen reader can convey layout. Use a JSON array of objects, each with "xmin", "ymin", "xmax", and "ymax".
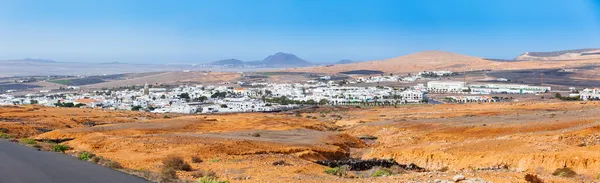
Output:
[
  {"xmin": 1, "ymin": 58, "xmax": 56, "ymax": 63},
  {"xmin": 260, "ymin": 52, "xmax": 311, "ymax": 67},
  {"xmin": 208, "ymin": 52, "xmax": 312, "ymax": 67},
  {"xmin": 100, "ymin": 61, "xmax": 125, "ymax": 64},
  {"xmin": 515, "ymin": 48, "xmax": 600, "ymax": 61},
  {"xmin": 335, "ymin": 59, "xmax": 354, "ymax": 64},
  {"xmin": 210, "ymin": 59, "xmax": 244, "ymax": 66}
]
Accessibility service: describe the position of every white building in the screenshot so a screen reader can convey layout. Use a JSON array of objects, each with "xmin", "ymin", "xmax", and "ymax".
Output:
[
  {"xmin": 427, "ymin": 81, "xmax": 467, "ymax": 93},
  {"xmin": 319, "ymin": 76, "xmax": 331, "ymax": 80},
  {"xmin": 446, "ymin": 96, "xmax": 495, "ymax": 103},
  {"xmin": 580, "ymin": 88, "xmax": 600, "ymax": 100},
  {"xmin": 469, "ymin": 83, "xmax": 550, "ymax": 94},
  {"xmin": 398, "ymin": 90, "xmax": 423, "ymax": 103}
]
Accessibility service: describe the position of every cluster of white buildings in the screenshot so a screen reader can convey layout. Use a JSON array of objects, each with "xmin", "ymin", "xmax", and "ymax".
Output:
[
  {"xmin": 579, "ymin": 88, "xmax": 600, "ymax": 100},
  {"xmin": 354, "ymin": 70, "xmax": 453, "ymax": 83},
  {"xmin": 352, "ymin": 70, "xmax": 455, "ymax": 84},
  {"xmin": 257, "ymin": 80, "xmax": 426, "ymax": 105},
  {"xmin": 427, "ymin": 81, "xmax": 551, "ymax": 94},
  {"xmin": 418, "ymin": 70, "xmax": 454, "ymax": 77},
  {"xmin": 1, "ymin": 80, "xmax": 428, "ymax": 114},
  {"xmin": 2, "ymin": 75, "xmax": 572, "ymax": 114}
]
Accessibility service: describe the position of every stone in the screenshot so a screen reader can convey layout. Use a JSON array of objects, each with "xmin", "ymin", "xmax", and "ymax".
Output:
[{"xmin": 453, "ymin": 174, "xmax": 466, "ymax": 182}]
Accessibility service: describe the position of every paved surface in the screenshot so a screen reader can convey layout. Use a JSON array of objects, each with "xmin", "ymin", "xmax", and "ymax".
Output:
[{"xmin": 0, "ymin": 140, "xmax": 148, "ymax": 183}]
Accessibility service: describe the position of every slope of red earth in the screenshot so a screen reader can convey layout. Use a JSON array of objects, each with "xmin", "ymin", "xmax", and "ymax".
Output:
[{"xmin": 3, "ymin": 101, "xmax": 600, "ymax": 182}]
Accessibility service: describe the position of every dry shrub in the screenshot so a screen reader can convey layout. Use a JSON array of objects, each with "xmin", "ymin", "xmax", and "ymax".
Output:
[
  {"xmin": 192, "ymin": 169, "xmax": 216, "ymax": 178},
  {"xmin": 93, "ymin": 156, "xmax": 123, "ymax": 169},
  {"xmin": 552, "ymin": 167, "xmax": 576, "ymax": 178},
  {"xmin": 90, "ymin": 156, "xmax": 101, "ymax": 163},
  {"xmin": 191, "ymin": 156, "xmax": 203, "ymax": 163},
  {"xmin": 160, "ymin": 167, "xmax": 178, "ymax": 182},
  {"xmin": 525, "ymin": 173, "xmax": 544, "ymax": 183},
  {"xmin": 272, "ymin": 160, "xmax": 289, "ymax": 166},
  {"xmin": 163, "ymin": 156, "xmax": 192, "ymax": 171},
  {"xmin": 105, "ymin": 161, "xmax": 123, "ymax": 169},
  {"xmin": 121, "ymin": 169, "xmax": 163, "ymax": 183}
]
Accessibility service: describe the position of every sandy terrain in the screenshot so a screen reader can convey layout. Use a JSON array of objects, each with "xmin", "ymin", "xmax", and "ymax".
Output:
[
  {"xmin": 82, "ymin": 72, "xmax": 241, "ymax": 89},
  {"xmin": 0, "ymin": 106, "xmax": 166, "ymax": 138},
  {"xmin": 290, "ymin": 50, "xmax": 600, "ymax": 75},
  {"xmin": 2, "ymin": 101, "xmax": 600, "ymax": 182}
]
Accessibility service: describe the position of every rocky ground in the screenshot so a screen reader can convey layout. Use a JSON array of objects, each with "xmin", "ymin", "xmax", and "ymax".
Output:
[{"xmin": 2, "ymin": 101, "xmax": 600, "ymax": 182}]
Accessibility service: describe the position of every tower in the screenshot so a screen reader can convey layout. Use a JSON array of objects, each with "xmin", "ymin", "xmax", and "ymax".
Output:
[{"xmin": 143, "ymin": 82, "xmax": 149, "ymax": 95}]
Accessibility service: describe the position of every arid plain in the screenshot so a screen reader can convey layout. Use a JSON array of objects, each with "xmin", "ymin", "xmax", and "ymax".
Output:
[{"xmin": 2, "ymin": 100, "xmax": 600, "ymax": 182}]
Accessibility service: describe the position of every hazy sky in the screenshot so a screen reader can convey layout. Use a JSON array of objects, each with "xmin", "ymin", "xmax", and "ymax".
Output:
[{"xmin": 1, "ymin": 0, "xmax": 599, "ymax": 63}]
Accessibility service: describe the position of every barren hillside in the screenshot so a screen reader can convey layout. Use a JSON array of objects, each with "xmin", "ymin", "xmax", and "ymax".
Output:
[
  {"xmin": 289, "ymin": 50, "xmax": 600, "ymax": 74},
  {"xmin": 516, "ymin": 48, "xmax": 600, "ymax": 61}
]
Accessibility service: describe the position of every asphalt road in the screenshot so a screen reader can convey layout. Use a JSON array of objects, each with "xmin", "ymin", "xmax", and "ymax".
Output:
[{"xmin": 0, "ymin": 140, "xmax": 148, "ymax": 183}]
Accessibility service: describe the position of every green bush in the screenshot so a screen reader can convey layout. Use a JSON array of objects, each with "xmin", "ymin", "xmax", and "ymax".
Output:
[
  {"xmin": 131, "ymin": 106, "xmax": 143, "ymax": 111},
  {"xmin": 52, "ymin": 144, "xmax": 70, "ymax": 153},
  {"xmin": 19, "ymin": 138, "xmax": 37, "ymax": 145},
  {"xmin": 0, "ymin": 133, "xmax": 14, "ymax": 139},
  {"xmin": 371, "ymin": 169, "xmax": 393, "ymax": 177},
  {"xmin": 197, "ymin": 176, "xmax": 230, "ymax": 183},
  {"xmin": 324, "ymin": 165, "xmax": 350, "ymax": 177},
  {"xmin": 0, "ymin": 128, "xmax": 8, "ymax": 133},
  {"xmin": 79, "ymin": 152, "xmax": 95, "ymax": 161},
  {"xmin": 552, "ymin": 167, "xmax": 576, "ymax": 177}
]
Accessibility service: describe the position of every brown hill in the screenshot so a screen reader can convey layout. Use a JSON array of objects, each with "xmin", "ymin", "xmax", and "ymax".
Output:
[
  {"xmin": 290, "ymin": 50, "xmax": 498, "ymax": 74},
  {"xmin": 290, "ymin": 50, "xmax": 600, "ymax": 74}
]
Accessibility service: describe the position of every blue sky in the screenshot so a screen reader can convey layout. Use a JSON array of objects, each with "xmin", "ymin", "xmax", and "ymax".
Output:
[{"xmin": 1, "ymin": 0, "xmax": 599, "ymax": 63}]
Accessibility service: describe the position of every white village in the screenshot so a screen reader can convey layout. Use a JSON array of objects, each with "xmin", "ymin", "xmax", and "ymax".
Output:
[{"xmin": 4, "ymin": 70, "xmax": 599, "ymax": 114}]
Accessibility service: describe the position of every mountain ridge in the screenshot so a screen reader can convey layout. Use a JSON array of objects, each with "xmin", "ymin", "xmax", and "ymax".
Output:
[
  {"xmin": 1, "ymin": 58, "xmax": 57, "ymax": 63},
  {"xmin": 208, "ymin": 52, "xmax": 312, "ymax": 67}
]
